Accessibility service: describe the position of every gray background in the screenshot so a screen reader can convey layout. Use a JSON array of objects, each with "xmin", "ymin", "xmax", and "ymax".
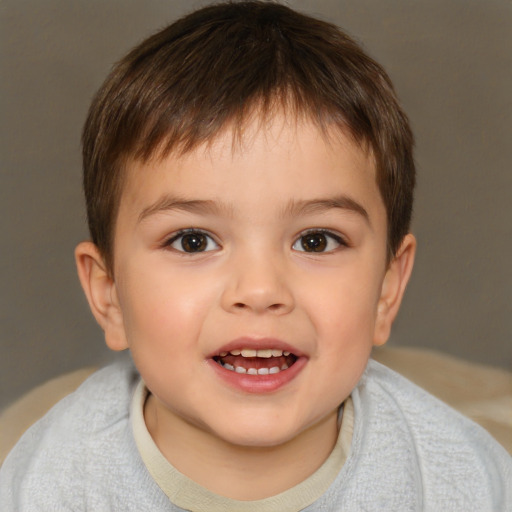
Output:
[{"xmin": 1, "ymin": 0, "xmax": 511, "ymax": 411}]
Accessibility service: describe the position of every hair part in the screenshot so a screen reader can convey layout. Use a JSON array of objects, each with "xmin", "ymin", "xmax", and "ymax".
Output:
[{"xmin": 82, "ymin": 0, "xmax": 415, "ymax": 273}]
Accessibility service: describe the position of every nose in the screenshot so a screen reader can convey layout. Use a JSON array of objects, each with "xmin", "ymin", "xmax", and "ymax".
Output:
[{"xmin": 220, "ymin": 251, "xmax": 295, "ymax": 315}]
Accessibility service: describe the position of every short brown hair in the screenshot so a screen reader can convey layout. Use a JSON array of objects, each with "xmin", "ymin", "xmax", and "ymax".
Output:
[{"xmin": 82, "ymin": 0, "xmax": 415, "ymax": 272}]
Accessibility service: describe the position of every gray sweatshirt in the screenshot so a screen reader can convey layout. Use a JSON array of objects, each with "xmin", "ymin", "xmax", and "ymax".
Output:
[{"xmin": 1, "ymin": 359, "xmax": 511, "ymax": 511}]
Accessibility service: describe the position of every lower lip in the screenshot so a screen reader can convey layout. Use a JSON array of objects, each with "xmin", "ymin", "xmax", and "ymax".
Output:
[{"xmin": 208, "ymin": 357, "xmax": 307, "ymax": 393}]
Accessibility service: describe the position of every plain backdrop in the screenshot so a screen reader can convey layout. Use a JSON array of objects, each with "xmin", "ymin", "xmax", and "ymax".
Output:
[{"xmin": 1, "ymin": 0, "xmax": 511, "ymax": 411}]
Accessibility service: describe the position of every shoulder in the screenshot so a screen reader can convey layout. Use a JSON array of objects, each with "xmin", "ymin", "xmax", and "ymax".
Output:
[
  {"xmin": 0, "ymin": 357, "xmax": 146, "ymax": 509},
  {"xmin": 16, "ymin": 356, "xmax": 140, "ymax": 438},
  {"xmin": 361, "ymin": 359, "xmax": 510, "ymax": 452},
  {"xmin": 351, "ymin": 359, "xmax": 512, "ymax": 509}
]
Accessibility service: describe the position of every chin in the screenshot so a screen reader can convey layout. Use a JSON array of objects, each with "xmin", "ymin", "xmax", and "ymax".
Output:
[
  {"xmin": 222, "ymin": 430, "xmax": 297, "ymax": 449},
  {"xmin": 210, "ymin": 415, "xmax": 309, "ymax": 449}
]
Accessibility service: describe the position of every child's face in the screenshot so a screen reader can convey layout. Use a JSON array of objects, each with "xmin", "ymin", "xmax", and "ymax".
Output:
[{"xmin": 80, "ymin": 114, "xmax": 413, "ymax": 449}]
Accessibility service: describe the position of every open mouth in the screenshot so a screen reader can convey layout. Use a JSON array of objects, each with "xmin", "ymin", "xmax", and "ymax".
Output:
[{"xmin": 213, "ymin": 348, "xmax": 298, "ymax": 375}]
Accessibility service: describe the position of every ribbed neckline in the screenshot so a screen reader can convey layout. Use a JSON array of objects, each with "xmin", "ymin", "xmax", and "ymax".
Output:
[{"xmin": 131, "ymin": 380, "xmax": 353, "ymax": 512}]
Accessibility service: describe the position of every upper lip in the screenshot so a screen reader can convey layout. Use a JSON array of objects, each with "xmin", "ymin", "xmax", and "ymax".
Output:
[{"xmin": 207, "ymin": 337, "xmax": 306, "ymax": 358}]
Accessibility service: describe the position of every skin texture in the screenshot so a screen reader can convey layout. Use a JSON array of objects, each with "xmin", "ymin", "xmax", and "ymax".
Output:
[{"xmin": 76, "ymin": 115, "xmax": 415, "ymax": 500}]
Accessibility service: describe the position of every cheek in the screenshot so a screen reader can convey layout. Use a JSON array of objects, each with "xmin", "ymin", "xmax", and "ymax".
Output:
[
  {"xmin": 116, "ymin": 265, "xmax": 219, "ymax": 402},
  {"xmin": 308, "ymin": 269, "xmax": 381, "ymax": 335},
  {"xmin": 117, "ymin": 262, "xmax": 219, "ymax": 348}
]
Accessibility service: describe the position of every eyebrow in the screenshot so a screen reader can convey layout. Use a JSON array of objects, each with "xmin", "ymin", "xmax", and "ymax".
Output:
[
  {"xmin": 138, "ymin": 196, "xmax": 231, "ymax": 223},
  {"xmin": 282, "ymin": 196, "xmax": 370, "ymax": 225},
  {"xmin": 138, "ymin": 193, "xmax": 370, "ymax": 226}
]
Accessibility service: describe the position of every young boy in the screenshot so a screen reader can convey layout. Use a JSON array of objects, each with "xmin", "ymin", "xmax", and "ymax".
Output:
[{"xmin": 1, "ymin": 1, "xmax": 510, "ymax": 510}]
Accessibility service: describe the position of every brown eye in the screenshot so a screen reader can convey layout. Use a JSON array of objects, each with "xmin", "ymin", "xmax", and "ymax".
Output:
[
  {"xmin": 301, "ymin": 233, "xmax": 327, "ymax": 252},
  {"xmin": 168, "ymin": 230, "xmax": 219, "ymax": 253},
  {"xmin": 292, "ymin": 230, "xmax": 345, "ymax": 253},
  {"xmin": 181, "ymin": 233, "xmax": 207, "ymax": 252}
]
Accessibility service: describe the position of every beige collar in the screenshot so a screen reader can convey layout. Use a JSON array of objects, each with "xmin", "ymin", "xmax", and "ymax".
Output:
[{"xmin": 131, "ymin": 380, "xmax": 353, "ymax": 512}]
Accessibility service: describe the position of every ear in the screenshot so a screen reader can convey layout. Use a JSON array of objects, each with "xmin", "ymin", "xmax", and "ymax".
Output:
[
  {"xmin": 373, "ymin": 234, "xmax": 416, "ymax": 346},
  {"xmin": 75, "ymin": 241, "xmax": 128, "ymax": 351}
]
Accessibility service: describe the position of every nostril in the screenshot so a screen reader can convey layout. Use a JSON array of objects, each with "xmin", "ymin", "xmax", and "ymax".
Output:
[{"xmin": 233, "ymin": 302, "xmax": 283, "ymax": 311}]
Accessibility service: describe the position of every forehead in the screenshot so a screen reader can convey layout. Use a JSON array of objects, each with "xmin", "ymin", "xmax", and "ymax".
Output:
[{"xmin": 119, "ymin": 114, "xmax": 384, "ymax": 227}]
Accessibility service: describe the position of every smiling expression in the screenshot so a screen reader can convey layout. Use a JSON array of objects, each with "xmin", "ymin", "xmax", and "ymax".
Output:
[{"xmin": 80, "ymin": 114, "xmax": 410, "ymax": 453}]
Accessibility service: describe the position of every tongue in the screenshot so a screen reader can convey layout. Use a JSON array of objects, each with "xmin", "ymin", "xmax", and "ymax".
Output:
[{"xmin": 221, "ymin": 355, "xmax": 288, "ymax": 370}]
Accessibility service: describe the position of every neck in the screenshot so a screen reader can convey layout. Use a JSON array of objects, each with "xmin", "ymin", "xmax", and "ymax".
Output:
[{"xmin": 144, "ymin": 394, "xmax": 339, "ymax": 501}]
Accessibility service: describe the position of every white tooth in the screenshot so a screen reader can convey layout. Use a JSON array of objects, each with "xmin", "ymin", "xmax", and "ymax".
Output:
[
  {"xmin": 235, "ymin": 366, "xmax": 247, "ymax": 374},
  {"xmin": 281, "ymin": 364, "xmax": 289, "ymax": 370},
  {"xmin": 247, "ymin": 368, "xmax": 258, "ymax": 375},
  {"xmin": 256, "ymin": 349, "xmax": 272, "ymax": 358},
  {"xmin": 219, "ymin": 351, "xmax": 228, "ymax": 357},
  {"xmin": 269, "ymin": 366, "xmax": 280, "ymax": 374},
  {"xmin": 230, "ymin": 349, "xmax": 241, "ymax": 356},
  {"xmin": 271, "ymin": 349, "xmax": 283, "ymax": 357},
  {"xmin": 224, "ymin": 363, "xmax": 235, "ymax": 371},
  {"xmin": 257, "ymin": 368, "xmax": 270, "ymax": 375},
  {"xmin": 241, "ymin": 349, "xmax": 257, "ymax": 357},
  {"xmin": 283, "ymin": 351, "xmax": 290, "ymax": 356}
]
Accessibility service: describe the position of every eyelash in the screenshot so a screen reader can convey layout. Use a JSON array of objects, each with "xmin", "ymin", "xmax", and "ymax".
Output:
[
  {"xmin": 292, "ymin": 229, "xmax": 347, "ymax": 253},
  {"xmin": 163, "ymin": 229, "xmax": 219, "ymax": 254},
  {"xmin": 162, "ymin": 228, "xmax": 348, "ymax": 254}
]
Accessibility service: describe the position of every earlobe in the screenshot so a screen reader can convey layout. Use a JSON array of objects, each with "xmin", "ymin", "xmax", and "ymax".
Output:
[
  {"xmin": 373, "ymin": 234, "xmax": 416, "ymax": 346},
  {"xmin": 75, "ymin": 242, "xmax": 128, "ymax": 351}
]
